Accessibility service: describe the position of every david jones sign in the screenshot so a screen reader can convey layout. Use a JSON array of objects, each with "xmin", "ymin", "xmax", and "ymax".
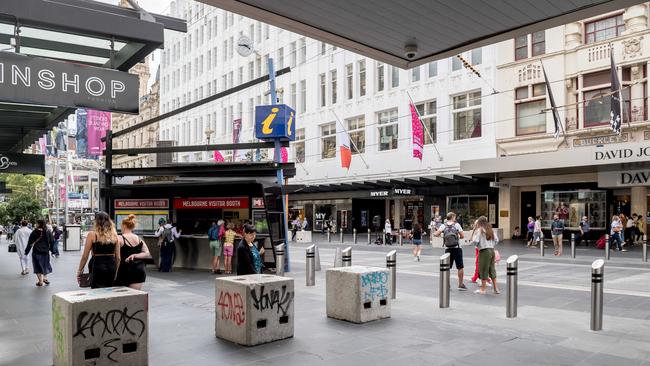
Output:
[
  {"xmin": 599, "ymin": 169, "xmax": 650, "ymax": 187},
  {"xmin": 0, "ymin": 52, "xmax": 139, "ymax": 113},
  {"xmin": 595, "ymin": 146, "xmax": 650, "ymax": 161}
]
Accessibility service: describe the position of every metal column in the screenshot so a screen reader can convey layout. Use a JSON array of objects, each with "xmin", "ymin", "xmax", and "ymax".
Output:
[
  {"xmin": 327, "ymin": 230, "xmax": 331, "ymax": 242},
  {"xmin": 439, "ymin": 253, "xmax": 450, "ymax": 308},
  {"xmin": 340, "ymin": 229, "xmax": 344, "ymax": 243},
  {"xmin": 367, "ymin": 228, "xmax": 371, "ymax": 245},
  {"xmin": 353, "ymin": 228, "xmax": 357, "ymax": 244},
  {"xmin": 386, "ymin": 250, "xmax": 396, "ymax": 299},
  {"xmin": 590, "ymin": 259, "xmax": 604, "ymax": 331},
  {"xmin": 506, "ymin": 255, "xmax": 519, "ymax": 318},
  {"xmin": 275, "ymin": 243, "xmax": 285, "ymax": 277},
  {"xmin": 571, "ymin": 233, "xmax": 576, "ymax": 259},
  {"xmin": 306, "ymin": 245, "xmax": 315, "ymax": 286},
  {"xmin": 643, "ymin": 242, "xmax": 648, "ymax": 263},
  {"xmin": 605, "ymin": 234, "xmax": 610, "ymax": 260}
]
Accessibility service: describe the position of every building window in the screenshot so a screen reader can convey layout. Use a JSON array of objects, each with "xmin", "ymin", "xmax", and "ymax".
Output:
[
  {"xmin": 289, "ymin": 42, "xmax": 296, "ymax": 68},
  {"xmin": 320, "ymin": 73, "xmax": 326, "ymax": 107},
  {"xmin": 586, "ymin": 14, "xmax": 624, "ymax": 44},
  {"xmin": 346, "ymin": 64, "xmax": 353, "ymax": 99},
  {"xmin": 452, "ymin": 56, "xmax": 462, "ymax": 71},
  {"xmin": 428, "ymin": 61, "xmax": 437, "ymax": 78},
  {"xmin": 294, "ymin": 128, "xmax": 305, "ymax": 163},
  {"xmin": 331, "ymin": 69, "xmax": 338, "ymax": 104},
  {"xmin": 300, "ymin": 80, "xmax": 307, "ymax": 113},
  {"xmin": 359, "ymin": 60, "xmax": 366, "ymax": 96},
  {"xmin": 278, "ymin": 48, "xmax": 284, "ymax": 69},
  {"xmin": 516, "ymin": 31, "xmax": 545, "ymax": 60},
  {"xmin": 532, "ymin": 31, "xmax": 545, "ymax": 56},
  {"xmin": 515, "ymin": 83, "xmax": 547, "ymax": 135},
  {"xmin": 377, "ymin": 109, "xmax": 398, "ymax": 151},
  {"xmin": 290, "ymin": 83, "xmax": 297, "ymax": 109},
  {"xmin": 411, "ymin": 66, "xmax": 420, "ymax": 82},
  {"xmin": 299, "ymin": 38, "xmax": 306, "ymax": 64},
  {"xmin": 471, "ymin": 48, "xmax": 482, "ymax": 65},
  {"xmin": 346, "ymin": 115, "xmax": 365, "ymax": 154},
  {"xmin": 321, "ymin": 122, "xmax": 336, "ymax": 159},
  {"xmin": 416, "ymin": 100, "xmax": 436, "ymax": 144},
  {"xmin": 452, "ymin": 91, "xmax": 482, "ymax": 140},
  {"xmin": 391, "ymin": 66, "xmax": 399, "ymax": 88},
  {"xmin": 376, "ymin": 62, "xmax": 385, "ymax": 92},
  {"xmin": 582, "ymin": 70, "xmax": 614, "ymax": 127}
]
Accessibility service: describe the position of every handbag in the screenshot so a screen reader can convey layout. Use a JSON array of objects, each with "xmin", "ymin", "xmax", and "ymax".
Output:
[
  {"xmin": 79, "ymin": 272, "xmax": 93, "ymax": 288},
  {"xmin": 8, "ymin": 243, "xmax": 17, "ymax": 253}
]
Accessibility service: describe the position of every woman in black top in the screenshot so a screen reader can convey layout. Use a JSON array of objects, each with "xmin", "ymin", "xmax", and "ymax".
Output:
[
  {"xmin": 24, "ymin": 220, "xmax": 54, "ymax": 286},
  {"xmin": 411, "ymin": 223, "xmax": 423, "ymax": 262},
  {"xmin": 115, "ymin": 215, "xmax": 151, "ymax": 290},
  {"xmin": 236, "ymin": 225, "xmax": 264, "ymax": 275},
  {"xmin": 77, "ymin": 212, "xmax": 121, "ymax": 288}
]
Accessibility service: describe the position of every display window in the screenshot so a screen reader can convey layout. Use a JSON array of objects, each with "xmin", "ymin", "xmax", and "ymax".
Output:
[
  {"xmin": 115, "ymin": 211, "xmax": 168, "ymax": 234},
  {"xmin": 541, "ymin": 190, "xmax": 606, "ymax": 229},
  {"xmin": 447, "ymin": 195, "xmax": 488, "ymax": 230}
]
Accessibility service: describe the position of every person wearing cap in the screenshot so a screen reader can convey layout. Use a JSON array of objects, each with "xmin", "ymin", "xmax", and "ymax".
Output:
[{"xmin": 236, "ymin": 225, "xmax": 263, "ymax": 275}]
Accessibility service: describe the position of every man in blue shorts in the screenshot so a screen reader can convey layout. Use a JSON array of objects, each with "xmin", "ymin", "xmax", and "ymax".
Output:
[{"xmin": 435, "ymin": 212, "xmax": 467, "ymax": 290}]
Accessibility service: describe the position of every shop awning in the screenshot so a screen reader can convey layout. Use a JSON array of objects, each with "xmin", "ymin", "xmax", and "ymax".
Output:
[
  {"xmin": 0, "ymin": 0, "xmax": 186, "ymax": 153},
  {"xmin": 203, "ymin": 0, "xmax": 643, "ymax": 68},
  {"xmin": 111, "ymin": 162, "xmax": 296, "ymax": 179},
  {"xmin": 293, "ymin": 174, "xmax": 480, "ymax": 194}
]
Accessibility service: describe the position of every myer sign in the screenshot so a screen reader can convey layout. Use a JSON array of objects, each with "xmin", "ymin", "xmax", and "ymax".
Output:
[
  {"xmin": 369, "ymin": 188, "xmax": 413, "ymax": 197},
  {"xmin": 599, "ymin": 169, "xmax": 650, "ymax": 187},
  {"xmin": 0, "ymin": 52, "xmax": 139, "ymax": 113}
]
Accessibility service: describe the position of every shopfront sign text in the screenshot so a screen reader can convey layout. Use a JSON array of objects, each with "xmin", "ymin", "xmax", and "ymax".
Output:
[
  {"xmin": 599, "ymin": 169, "xmax": 650, "ymax": 187},
  {"xmin": 394, "ymin": 188, "xmax": 412, "ymax": 195},
  {"xmin": 173, "ymin": 197, "xmax": 248, "ymax": 210},
  {"xmin": 370, "ymin": 191, "xmax": 389, "ymax": 197},
  {"xmin": 595, "ymin": 146, "xmax": 650, "ymax": 161},
  {"xmin": 115, "ymin": 199, "xmax": 169, "ymax": 209},
  {"xmin": 0, "ymin": 153, "xmax": 45, "ymax": 175},
  {"xmin": 574, "ymin": 133, "xmax": 628, "ymax": 147}
]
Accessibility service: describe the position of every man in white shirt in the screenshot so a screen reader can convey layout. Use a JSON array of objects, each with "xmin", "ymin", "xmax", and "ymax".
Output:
[
  {"xmin": 14, "ymin": 221, "xmax": 33, "ymax": 275},
  {"xmin": 435, "ymin": 212, "xmax": 467, "ymax": 291}
]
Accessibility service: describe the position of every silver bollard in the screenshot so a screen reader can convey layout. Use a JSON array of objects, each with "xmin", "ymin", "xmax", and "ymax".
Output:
[
  {"xmin": 439, "ymin": 253, "xmax": 451, "ymax": 308},
  {"xmin": 306, "ymin": 245, "xmax": 315, "ymax": 286},
  {"xmin": 367, "ymin": 228, "xmax": 371, "ymax": 245},
  {"xmin": 643, "ymin": 243, "xmax": 648, "ymax": 263},
  {"xmin": 382, "ymin": 229, "xmax": 386, "ymax": 245},
  {"xmin": 398, "ymin": 229, "xmax": 403, "ymax": 246},
  {"xmin": 353, "ymin": 228, "xmax": 357, "ymax": 244},
  {"xmin": 590, "ymin": 259, "xmax": 605, "ymax": 331},
  {"xmin": 275, "ymin": 243, "xmax": 285, "ymax": 277},
  {"xmin": 314, "ymin": 245, "xmax": 322, "ymax": 271},
  {"xmin": 342, "ymin": 246, "xmax": 352, "ymax": 267},
  {"xmin": 327, "ymin": 230, "xmax": 331, "ymax": 243},
  {"xmin": 340, "ymin": 229, "xmax": 344, "ymax": 243},
  {"xmin": 540, "ymin": 234, "xmax": 545, "ymax": 257},
  {"xmin": 605, "ymin": 234, "xmax": 610, "ymax": 260},
  {"xmin": 571, "ymin": 233, "xmax": 576, "ymax": 259},
  {"xmin": 386, "ymin": 250, "xmax": 397, "ymax": 299},
  {"xmin": 506, "ymin": 255, "xmax": 518, "ymax": 318}
]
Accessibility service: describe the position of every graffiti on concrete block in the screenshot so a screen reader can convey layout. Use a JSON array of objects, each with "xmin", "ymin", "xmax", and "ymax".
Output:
[
  {"xmin": 217, "ymin": 291, "xmax": 245, "ymax": 325},
  {"xmin": 250, "ymin": 285, "xmax": 294, "ymax": 317},
  {"xmin": 52, "ymin": 302, "xmax": 66, "ymax": 363},
  {"xmin": 361, "ymin": 272, "xmax": 389, "ymax": 302},
  {"xmin": 73, "ymin": 308, "xmax": 146, "ymax": 339}
]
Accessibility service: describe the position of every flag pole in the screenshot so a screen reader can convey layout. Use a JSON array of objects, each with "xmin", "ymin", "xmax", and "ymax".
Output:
[
  {"xmin": 540, "ymin": 60, "xmax": 568, "ymax": 146},
  {"xmin": 406, "ymin": 91, "xmax": 442, "ymax": 161},
  {"xmin": 332, "ymin": 110, "xmax": 369, "ymax": 169}
]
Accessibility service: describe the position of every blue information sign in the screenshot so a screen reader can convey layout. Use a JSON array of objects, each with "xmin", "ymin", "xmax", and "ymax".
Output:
[{"xmin": 255, "ymin": 104, "xmax": 296, "ymax": 141}]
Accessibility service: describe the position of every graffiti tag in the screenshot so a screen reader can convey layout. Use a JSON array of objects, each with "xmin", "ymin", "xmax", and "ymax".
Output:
[
  {"xmin": 361, "ymin": 272, "xmax": 389, "ymax": 302},
  {"xmin": 250, "ymin": 285, "xmax": 294, "ymax": 317},
  {"xmin": 217, "ymin": 291, "xmax": 245, "ymax": 325},
  {"xmin": 73, "ymin": 308, "xmax": 146, "ymax": 339}
]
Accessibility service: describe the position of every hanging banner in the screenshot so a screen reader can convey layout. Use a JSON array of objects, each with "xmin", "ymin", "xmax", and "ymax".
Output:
[
  {"xmin": 0, "ymin": 52, "xmax": 139, "ymax": 113},
  {"xmin": 86, "ymin": 109, "xmax": 111, "ymax": 157},
  {"xmin": 0, "ymin": 153, "xmax": 45, "ymax": 175},
  {"xmin": 76, "ymin": 109, "xmax": 88, "ymax": 159},
  {"xmin": 232, "ymin": 118, "xmax": 246, "ymax": 162},
  {"xmin": 410, "ymin": 102, "xmax": 423, "ymax": 160}
]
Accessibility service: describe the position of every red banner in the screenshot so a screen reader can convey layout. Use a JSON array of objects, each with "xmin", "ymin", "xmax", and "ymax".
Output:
[
  {"xmin": 173, "ymin": 197, "xmax": 249, "ymax": 210},
  {"xmin": 115, "ymin": 199, "xmax": 169, "ymax": 209},
  {"xmin": 87, "ymin": 109, "xmax": 111, "ymax": 156}
]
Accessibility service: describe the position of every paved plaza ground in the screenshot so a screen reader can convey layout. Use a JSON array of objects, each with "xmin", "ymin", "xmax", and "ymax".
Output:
[{"xmin": 1, "ymin": 234, "xmax": 650, "ymax": 365}]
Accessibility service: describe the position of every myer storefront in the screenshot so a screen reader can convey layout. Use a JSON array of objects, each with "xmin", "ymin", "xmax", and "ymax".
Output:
[{"xmin": 461, "ymin": 140, "xmax": 650, "ymax": 238}]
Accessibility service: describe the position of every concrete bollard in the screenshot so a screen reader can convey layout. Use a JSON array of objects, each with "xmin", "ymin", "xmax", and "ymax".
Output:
[
  {"xmin": 590, "ymin": 259, "xmax": 604, "ymax": 331},
  {"xmin": 367, "ymin": 228, "xmax": 371, "ymax": 245},
  {"xmin": 506, "ymin": 255, "xmax": 518, "ymax": 318},
  {"xmin": 439, "ymin": 253, "xmax": 450, "ymax": 308},
  {"xmin": 326, "ymin": 266, "xmax": 390, "ymax": 323},
  {"xmin": 605, "ymin": 234, "xmax": 610, "ymax": 261},
  {"xmin": 386, "ymin": 250, "xmax": 396, "ymax": 300},
  {"xmin": 275, "ymin": 244, "xmax": 285, "ymax": 277},
  {"xmin": 52, "ymin": 287, "xmax": 148, "ymax": 366},
  {"xmin": 327, "ymin": 230, "xmax": 331, "ymax": 243},
  {"xmin": 216, "ymin": 275, "xmax": 294, "ymax": 345},
  {"xmin": 571, "ymin": 233, "xmax": 576, "ymax": 259},
  {"xmin": 340, "ymin": 229, "xmax": 344, "ymax": 243},
  {"xmin": 306, "ymin": 245, "xmax": 315, "ymax": 286},
  {"xmin": 643, "ymin": 243, "xmax": 648, "ymax": 263},
  {"xmin": 353, "ymin": 228, "xmax": 357, "ymax": 244},
  {"xmin": 314, "ymin": 245, "xmax": 322, "ymax": 271},
  {"xmin": 342, "ymin": 247, "xmax": 352, "ymax": 267}
]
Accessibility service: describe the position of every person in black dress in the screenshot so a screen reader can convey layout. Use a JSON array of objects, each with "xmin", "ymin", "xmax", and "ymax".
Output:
[
  {"xmin": 24, "ymin": 220, "xmax": 54, "ymax": 287},
  {"xmin": 115, "ymin": 215, "xmax": 151, "ymax": 290},
  {"xmin": 76, "ymin": 212, "xmax": 120, "ymax": 288}
]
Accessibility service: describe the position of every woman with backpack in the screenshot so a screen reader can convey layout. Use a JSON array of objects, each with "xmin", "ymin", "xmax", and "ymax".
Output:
[
  {"xmin": 155, "ymin": 218, "xmax": 177, "ymax": 272},
  {"xmin": 208, "ymin": 220, "xmax": 223, "ymax": 274},
  {"xmin": 24, "ymin": 219, "xmax": 55, "ymax": 287},
  {"xmin": 470, "ymin": 216, "xmax": 500, "ymax": 295}
]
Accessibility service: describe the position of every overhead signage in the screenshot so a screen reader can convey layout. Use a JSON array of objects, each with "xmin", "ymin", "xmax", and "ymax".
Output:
[
  {"xmin": 393, "ymin": 188, "xmax": 412, "ymax": 195},
  {"xmin": 255, "ymin": 104, "xmax": 296, "ymax": 141},
  {"xmin": 0, "ymin": 52, "xmax": 139, "ymax": 114},
  {"xmin": 598, "ymin": 169, "xmax": 650, "ymax": 187},
  {"xmin": 370, "ymin": 191, "xmax": 389, "ymax": 197},
  {"xmin": 173, "ymin": 197, "xmax": 249, "ymax": 210},
  {"xmin": 252, "ymin": 197, "xmax": 265, "ymax": 209},
  {"xmin": 115, "ymin": 199, "xmax": 169, "ymax": 209},
  {"xmin": 594, "ymin": 146, "xmax": 650, "ymax": 161},
  {"xmin": 573, "ymin": 133, "xmax": 629, "ymax": 147},
  {"xmin": 0, "ymin": 153, "xmax": 45, "ymax": 175},
  {"xmin": 489, "ymin": 181, "xmax": 510, "ymax": 188},
  {"xmin": 369, "ymin": 188, "xmax": 414, "ymax": 198}
]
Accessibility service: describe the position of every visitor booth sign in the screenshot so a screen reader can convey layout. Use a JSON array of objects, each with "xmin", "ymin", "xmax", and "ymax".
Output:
[{"xmin": 255, "ymin": 104, "xmax": 295, "ymax": 141}]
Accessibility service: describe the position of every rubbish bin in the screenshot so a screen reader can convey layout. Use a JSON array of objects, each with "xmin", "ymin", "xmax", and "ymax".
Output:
[{"xmin": 63, "ymin": 224, "xmax": 82, "ymax": 251}]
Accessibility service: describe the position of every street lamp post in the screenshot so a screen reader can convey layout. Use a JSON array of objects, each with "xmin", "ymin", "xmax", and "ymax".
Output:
[{"xmin": 205, "ymin": 128, "xmax": 214, "ymax": 161}]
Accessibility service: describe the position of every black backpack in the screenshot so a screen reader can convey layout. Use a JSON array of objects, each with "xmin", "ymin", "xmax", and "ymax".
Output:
[
  {"xmin": 443, "ymin": 224, "xmax": 460, "ymax": 248},
  {"xmin": 162, "ymin": 227, "xmax": 174, "ymax": 245}
]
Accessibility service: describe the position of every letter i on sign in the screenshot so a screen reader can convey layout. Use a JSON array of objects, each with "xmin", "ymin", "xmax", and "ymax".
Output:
[
  {"xmin": 262, "ymin": 107, "xmax": 279, "ymax": 134},
  {"xmin": 287, "ymin": 112, "xmax": 294, "ymax": 136}
]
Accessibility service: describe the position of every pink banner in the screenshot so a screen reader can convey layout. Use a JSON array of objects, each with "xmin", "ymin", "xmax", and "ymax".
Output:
[
  {"xmin": 86, "ymin": 110, "xmax": 111, "ymax": 156},
  {"xmin": 39, "ymin": 136, "xmax": 46, "ymax": 155},
  {"xmin": 59, "ymin": 184, "xmax": 66, "ymax": 203},
  {"xmin": 410, "ymin": 102, "xmax": 423, "ymax": 160},
  {"xmin": 214, "ymin": 150, "xmax": 225, "ymax": 162}
]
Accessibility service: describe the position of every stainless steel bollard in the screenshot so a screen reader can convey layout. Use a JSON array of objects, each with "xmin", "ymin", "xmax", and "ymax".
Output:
[
  {"xmin": 353, "ymin": 228, "xmax": 357, "ymax": 244},
  {"xmin": 643, "ymin": 243, "xmax": 647, "ymax": 263},
  {"xmin": 605, "ymin": 234, "xmax": 610, "ymax": 261},
  {"xmin": 367, "ymin": 228, "xmax": 371, "ymax": 245},
  {"xmin": 340, "ymin": 229, "xmax": 344, "ymax": 243},
  {"xmin": 439, "ymin": 253, "xmax": 451, "ymax": 308},
  {"xmin": 327, "ymin": 230, "xmax": 331, "ymax": 243},
  {"xmin": 590, "ymin": 259, "xmax": 605, "ymax": 331},
  {"xmin": 540, "ymin": 233, "xmax": 545, "ymax": 257},
  {"xmin": 275, "ymin": 243, "xmax": 285, "ymax": 277},
  {"xmin": 571, "ymin": 233, "xmax": 576, "ymax": 259},
  {"xmin": 398, "ymin": 229, "xmax": 403, "ymax": 246},
  {"xmin": 306, "ymin": 245, "xmax": 315, "ymax": 286},
  {"xmin": 342, "ymin": 246, "xmax": 352, "ymax": 267},
  {"xmin": 386, "ymin": 250, "xmax": 397, "ymax": 299},
  {"xmin": 382, "ymin": 229, "xmax": 386, "ymax": 245},
  {"xmin": 506, "ymin": 255, "xmax": 518, "ymax": 318}
]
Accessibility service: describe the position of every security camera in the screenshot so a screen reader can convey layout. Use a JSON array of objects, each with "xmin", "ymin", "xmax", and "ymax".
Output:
[{"xmin": 404, "ymin": 44, "xmax": 418, "ymax": 59}]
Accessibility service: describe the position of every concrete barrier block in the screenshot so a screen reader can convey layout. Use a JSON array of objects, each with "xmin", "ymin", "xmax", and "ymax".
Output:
[
  {"xmin": 52, "ymin": 287, "xmax": 148, "ymax": 366},
  {"xmin": 215, "ymin": 275, "xmax": 294, "ymax": 346},
  {"xmin": 326, "ymin": 266, "xmax": 390, "ymax": 323}
]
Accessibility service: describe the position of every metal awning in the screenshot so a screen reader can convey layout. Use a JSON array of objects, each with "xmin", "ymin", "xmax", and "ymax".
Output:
[
  {"xmin": 205, "ymin": 0, "xmax": 643, "ymax": 68},
  {"xmin": 293, "ymin": 174, "xmax": 480, "ymax": 194},
  {"xmin": 0, "ymin": 0, "xmax": 186, "ymax": 153},
  {"xmin": 111, "ymin": 162, "xmax": 296, "ymax": 179}
]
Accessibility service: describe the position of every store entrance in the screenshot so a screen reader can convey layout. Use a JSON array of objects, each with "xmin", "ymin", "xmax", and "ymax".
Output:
[{"xmin": 521, "ymin": 191, "xmax": 536, "ymax": 233}]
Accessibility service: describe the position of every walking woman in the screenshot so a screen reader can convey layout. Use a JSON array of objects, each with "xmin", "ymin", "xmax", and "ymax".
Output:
[
  {"xmin": 77, "ymin": 212, "xmax": 120, "ymax": 288},
  {"xmin": 236, "ymin": 225, "xmax": 263, "ymax": 275},
  {"xmin": 412, "ymin": 223, "xmax": 423, "ymax": 261},
  {"xmin": 609, "ymin": 215, "xmax": 625, "ymax": 252},
  {"xmin": 470, "ymin": 216, "xmax": 500, "ymax": 295},
  {"xmin": 24, "ymin": 220, "xmax": 54, "ymax": 287},
  {"xmin": 115, "ymin": 215, "xmax": 151, "ymax": 290},
  {"xmin": 526, "ymin": 217, "xmax": 535, "ymax": 247}
]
